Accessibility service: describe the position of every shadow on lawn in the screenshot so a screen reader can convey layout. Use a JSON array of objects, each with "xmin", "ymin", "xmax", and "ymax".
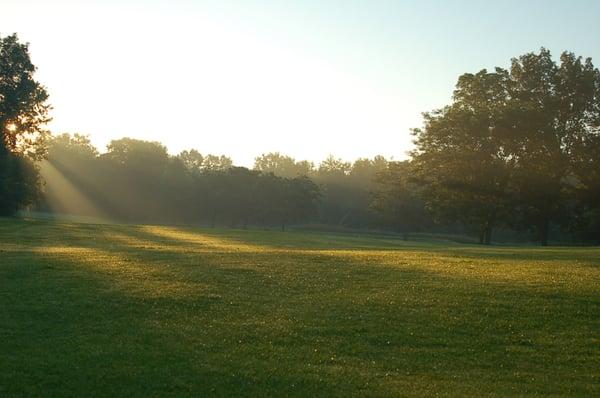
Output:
[
  {"xmin": 1, "ymin": 219, "xmax": 599, "ymax": 396},
  {"xmin": 97, "ymin": 224, "xmax": 600, "ymax": 294},
  {"xmin": 3, "ymin": 219, "xmax": 599, "ymax": 291},
  {"xmin": 2, "ymin": 246, "xmax": 344, "ymax": 396},
  {"xmin": 96, "ymin": 222, "xmax": 600, "ymax": 267}
]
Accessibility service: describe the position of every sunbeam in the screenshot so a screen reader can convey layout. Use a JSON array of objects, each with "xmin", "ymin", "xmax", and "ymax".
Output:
[{"xmin": 39, "ymin": 160, "xmax": 109, "ymax": 221}]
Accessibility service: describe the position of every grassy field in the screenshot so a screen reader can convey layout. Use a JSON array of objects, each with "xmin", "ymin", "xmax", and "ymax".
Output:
[{"xmin": 1, "ymin": 218, "xmax": 598, "ymax": 397}]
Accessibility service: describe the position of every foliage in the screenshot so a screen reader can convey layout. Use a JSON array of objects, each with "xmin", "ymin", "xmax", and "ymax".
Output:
[
  {"xmin": 180, "ymin": 151, "xmax": 233, "ymax": 172},
  {"xmin": 254, "ymin": 152, "xmax": 313, "ymax": 178},
  {"xmin": 0, "ymin": 34, "xmax": 50, "ymax": 215},
  {"xmin": 412, "ymin": 48, "xmax": 600, "ymax": 245},
  {"xmin": 371, "ymin": 161, "xmax": 432, "ymax": 238},
  {"xmin": 0, "ymin": 153, "xmax": 41, "ymax": 216},
  {"xmin": 39, "ymin": 135, "xmax": 322, "ymax": 228},
  {"xmin": 4, "ymin": 36, "xmax": 598, "ymax": 245},
  {"xmin": 0, "ymin": 34, "xmax": 51, "ymax": 159}
]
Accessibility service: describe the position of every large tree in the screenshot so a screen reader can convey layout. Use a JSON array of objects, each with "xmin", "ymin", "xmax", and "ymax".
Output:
[
  {"xmin": 412, "ymin": 69, "xmax": 513, "ymax": 244},
  {"xmin": 412, "ymin": 49, "xmax": 600, "ymax": 245},
  {"xmin": 0, "ymin": 34, "xmax": 51, "ymax": 158},
  {"xmin": 505, "ymin": 50, "xmax": 600, "ymax": 245},
  {"xmin": 0, "ymin": 34, "xmax": 51, "ymax": 215}
]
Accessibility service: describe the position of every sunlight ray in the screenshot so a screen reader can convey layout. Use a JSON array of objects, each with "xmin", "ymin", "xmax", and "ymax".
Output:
[{"xmin": 39, "ymin": 160, "xmax": 109, "ymax": 221}]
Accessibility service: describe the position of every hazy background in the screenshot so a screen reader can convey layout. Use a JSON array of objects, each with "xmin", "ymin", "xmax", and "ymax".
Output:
[{"xmin": 2, "ymin": 0, "xmax": 599, "ymax": 166}]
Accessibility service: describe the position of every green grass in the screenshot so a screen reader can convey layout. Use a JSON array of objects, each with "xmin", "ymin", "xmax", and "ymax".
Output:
[{"xmin": 1, "ymin": 218, "xmax": 598, "ymax": 397}]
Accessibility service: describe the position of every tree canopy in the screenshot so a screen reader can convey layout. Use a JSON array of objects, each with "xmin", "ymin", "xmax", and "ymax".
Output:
[
  {"xmin": 0, "ymin": 34, "xmax": 51, "ymax": 215},
  {"xmin": 3, "ymin": 37, "xmax": 599, "ymax": 245},
  {"xmin": 0, "ymin": 33, "xmax": 51, "ymax": 159},
  {"xmin": 412, "ymin": 48, "xmax": 600, "ymax": 245}
]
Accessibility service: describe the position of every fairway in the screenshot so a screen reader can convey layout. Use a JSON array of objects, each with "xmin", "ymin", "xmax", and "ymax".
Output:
[{"xmin": 1, "ymin": 218, "xmax": 599, "ymax": 397}]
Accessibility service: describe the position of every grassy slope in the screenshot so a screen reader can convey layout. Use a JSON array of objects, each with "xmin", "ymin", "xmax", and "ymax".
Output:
[{"xmin": 0, "ymin": 218, "xmax": 598, "ymax": 397}]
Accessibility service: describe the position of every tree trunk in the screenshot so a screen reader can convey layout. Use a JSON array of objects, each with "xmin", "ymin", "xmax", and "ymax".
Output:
[
  {"xmin": 281, "ymin": 222, "xmax": 286, "ymax": 232},
  {"xmin": 478, "ymin": 228, "xmax": 485, "ymax": 245},
  {"xmin": 403, "ymin": 232, "xmax": 409, "ymax": 241}
]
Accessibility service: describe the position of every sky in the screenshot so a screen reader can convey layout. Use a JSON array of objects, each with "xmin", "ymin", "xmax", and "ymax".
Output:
[{"xmin": 2, "ymin": 0, "xmax": 600, "ymax": 166}]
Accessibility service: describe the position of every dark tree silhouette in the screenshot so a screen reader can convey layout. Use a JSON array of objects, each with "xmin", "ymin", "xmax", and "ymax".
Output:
[
  {"xmin": 505, "ymin": 50, "xmax": 600, "ymax": 245},
  {"xmin": 412, "ymin": 69, "xmax": 512, "ymax": 244},
  {"xmin": 255, "ymin": 152, "xmax": 302, "ymax": 178},
  {"xmin": 371, "ymin": 161, "xmax": 431, "ymax": 240},
  {"xmin": 0, "ymin": 34, "xmax": 51, "ymax": 215},
  {"xmin": 412, "ymin": 49, "xmax": 600, "ymax": 245}
]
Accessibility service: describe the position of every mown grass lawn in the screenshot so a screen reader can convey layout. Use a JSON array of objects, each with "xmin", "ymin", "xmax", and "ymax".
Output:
[{"xmin": 0, "ymin": 218, "xmax": 598, "ymax": 397}]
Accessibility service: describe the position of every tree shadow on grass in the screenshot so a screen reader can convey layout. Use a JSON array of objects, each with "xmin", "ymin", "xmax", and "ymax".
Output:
[
  {"xmin": 2, "ymin": 246, "xmax": 351, "ymax": 396},
  {"xmin": 1, "ymin": 219, "xmax": 599, "ymax": 396},
  {"xmin": 87, "ymin": 224, "xmax": 600, "ymax": 298}
]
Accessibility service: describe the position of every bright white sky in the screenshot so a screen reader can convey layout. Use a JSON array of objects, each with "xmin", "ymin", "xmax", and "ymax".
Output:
[{"xmin": 2, "ymin": 0, "xmax": 600, "ymax": 166}]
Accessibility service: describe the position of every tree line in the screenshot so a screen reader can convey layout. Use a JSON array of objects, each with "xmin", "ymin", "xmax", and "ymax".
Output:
[
  {"xmin": 38, "ymin": 135, "xmax": 322, "ymax": 230},
  {"xmin": 38, "ymin": 134, "xmax": 395, "ymax": 230},
  {"xmin": 1, "ymin": 33, "xmax": 599, "ymax": 244}
]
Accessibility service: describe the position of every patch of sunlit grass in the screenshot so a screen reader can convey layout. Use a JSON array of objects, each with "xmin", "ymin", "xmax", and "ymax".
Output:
[
  {"xmin": 0, "ymin": 218, "xmax": 598, "ymax": 396},
  {"xmin": 140, "ymin": 225, "xmax": 271, "ymax": 252}
]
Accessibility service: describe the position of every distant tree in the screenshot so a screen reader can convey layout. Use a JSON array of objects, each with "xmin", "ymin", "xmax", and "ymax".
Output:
[
  {"xmin": 101, "ymin": 138, "xmax": 170, "ymax": 221},
  {"xmin": 178, "ymin": 150, "xmax": 233, "ymax": 175},
  {"xmin": 221, "ymin": 167, "xmax": 260, "ymax": 228},
  {"xmin": 194, "ymin": 170, "xmax": 227, "ymax": 227},
  {"xmin": 48, "ymin": 133, "xmax": 98, "ymax": 159},
  {"xmin": 254, "ymin": 172, "xmax": 287, "ymax": 227},
  {"xmin": 178, "ymin": 149, "xmax": 204, "ymax": 174},
  {"xmin": 104, "ymin": 138, "xmax": 168, "ymax": 168},
  {"xmin": 254, "ymin": 152, "xmax": 316, "ymax": 178},
  {"xmin": 38, "ymin": 133, "xmax": 106, "ymax": 216},
  {"xmin": 317, "ymin": 155, "xmax": 351, "ymax": 181},
  {"xmin": 202, "ymin": 154, "xmax": 233, "ymax": 171},
  {"xmin": 294, "ymin": 160, "xmax": 316, "ymax": 177},
  {"xmin": 283, "ymin": 175, "xmax": 320, "ymax": 230},
  {"xmin": 349, "ymin": 156, "xmax": 388, "ymax": 189},
  {"xmin": 160, "ymin": 156, "xmax": 194, "ymax": 223},
  {"xmin": 46, "ymin": 133, "xmax": 98, "ymax": 176},
  {"xmin": 371, "ymin": 161, "xmax": 431, "ymax": 239},
  {"xmin": 254, "ymin": 152, "xmax": 297, "ymax": 177},
  {"xmin": 339, "ymin": 155, "xmax": 389, "ymax": 227},
  {"xmin": 313, "ymin": 155, "xmax": 389, "ymax": 227},
  {"xmin": 0, "ymin": 34, "xmax": 51, "ymax": 215},
  {"xmin": 313, "ymin": 156, "xmax": 351, "ymax": 225}
]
